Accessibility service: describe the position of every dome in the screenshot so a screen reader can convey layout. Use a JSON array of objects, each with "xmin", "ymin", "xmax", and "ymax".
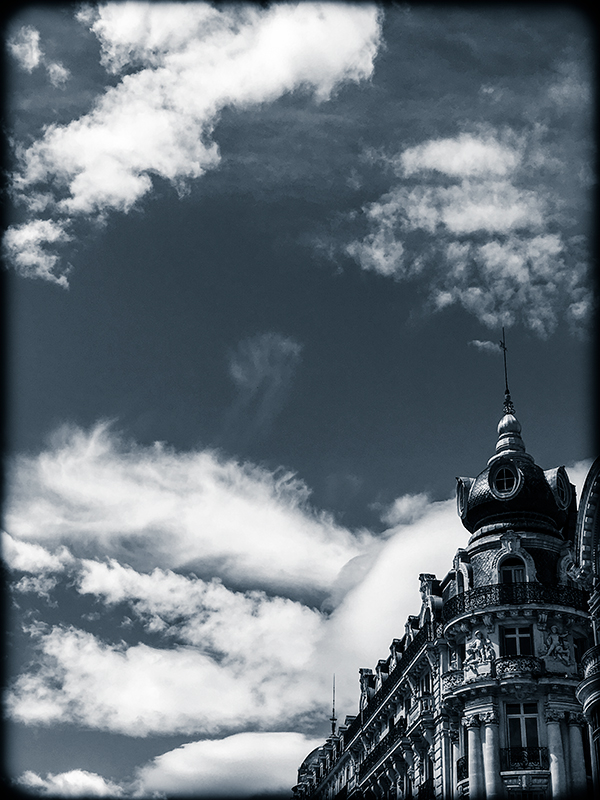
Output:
[{"xmin": 456, "ymin": 396, "xmax": 574, "ymax": 537}]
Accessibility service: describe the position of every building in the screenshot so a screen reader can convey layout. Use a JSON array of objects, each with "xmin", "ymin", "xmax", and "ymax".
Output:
[{"xmin": 293, "ymin": 390, "xmax": 598, "ymax": 799}]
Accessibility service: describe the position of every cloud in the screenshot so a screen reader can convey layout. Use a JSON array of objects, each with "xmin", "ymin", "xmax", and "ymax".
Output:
[
  {"xmin": 5, "ymin": 422, "xmax": 370, "ymax": 600},
  {"xmin": 379, "ymin": 492, "xmax": 431, "ymax": 527},
  {"xmin": 19, "ymin": 769, "xmax": 124, "ymax": 797},
  {"xmin": 8, "ymin": 25, "xmax": 43, "ymax": 71},
  {"xmin": 8, "ymin": 24, "xmax": 71, "ymax": 86},
  {"xmin": 400, "ymin": 133, "xmax": 522, "ymax": 178},
  {"xmin": 5, "ymin": 2, "xmax": 382, "ymax": 286},
  {"xmin": 224, "ymin": 332, "xmax": 303, "ymax": 443},
  {"xmin": 134, "ymin": 732, "xmax": 324, "ymax": 797},
  {"xmin": 468, "ymin": 339, "xmax": 502, "ymax": 354},
  {"xmin": 345, "ymin": 127, "xmax": 591, "ymax": 337}
]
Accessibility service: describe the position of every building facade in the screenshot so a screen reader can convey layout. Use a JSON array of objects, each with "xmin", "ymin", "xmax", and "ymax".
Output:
[{"xmin": 293, "ymin": 395, "xmax": 598, "ymax": 799}]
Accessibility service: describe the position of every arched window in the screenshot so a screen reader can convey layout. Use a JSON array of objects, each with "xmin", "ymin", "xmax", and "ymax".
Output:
[
  {"xmin": 500, "ymin": 556, "xmax": 525, "ymax": 584},
  {"xmin": 457, "ymin": 571, "xmax": 465, "ymax": 594}
]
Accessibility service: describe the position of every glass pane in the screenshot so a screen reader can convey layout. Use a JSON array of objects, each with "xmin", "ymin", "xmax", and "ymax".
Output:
[
  {"xmin": 503, "ymin": 632, "xmax": 518, "ymax": 656},
  {"xmin": 506, "ymin": 704, "xmax": 521, "ymax": 715},
  {"xmin": 518, "ymin": 630, "xmax": 532, "ymax": 656},
  {"xmin": 508, "ymin": 717, "xmax": 522, "ymax": 748},
  {"xmin": 525, "ymin": 717, "xmax": 539, "ymax": 749},
  {"xmin": 523, "ymin": 703, "xmax": 537, "ymax": 715}
]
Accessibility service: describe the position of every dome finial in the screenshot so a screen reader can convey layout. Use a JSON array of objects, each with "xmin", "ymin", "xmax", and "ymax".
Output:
[{"xmin": 499, "ymin": 326, "xmax": 515, "ymax": 415}]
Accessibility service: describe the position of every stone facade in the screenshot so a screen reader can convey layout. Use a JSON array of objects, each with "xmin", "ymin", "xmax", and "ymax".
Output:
[{"xmin": 293, "ymin": 396, "xmax": 598, "ymax": 799}]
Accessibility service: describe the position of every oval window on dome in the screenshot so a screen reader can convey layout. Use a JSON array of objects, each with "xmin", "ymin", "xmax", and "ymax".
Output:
[
  {"xmin": 490, "ymin": 462, "xmax": 521, "ymax": 499},
  {"xmin": 556, "ymin": 470, "xmax": 571, "ymax": 509}
]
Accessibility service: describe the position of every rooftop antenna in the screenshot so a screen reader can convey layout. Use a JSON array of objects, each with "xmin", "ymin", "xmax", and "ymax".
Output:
[
  {"xmin": 499, "ymin": 326, "xmax": 515, "ymax": 415},
  {"xmin": 330, "ymin": 674, "xmax": 337, "ymax": 736}
]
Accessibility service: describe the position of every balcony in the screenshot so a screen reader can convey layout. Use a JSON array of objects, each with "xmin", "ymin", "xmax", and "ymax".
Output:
[
  {"xmin": 500, "ymin": 747, "xmax": 549, "ymax": 771},
  {"xmin": 407, "ymin": 695, "xmax": 433, "ymax": 728},
  {"xmin": 358, "ymin": 723, "xmax": 406, "ymax": 780},
  {"xmin": 495, "ymin": 655, "xmax": 543, "ymax": 679},
  {"xmin": 443, "ymin": 582, "xmax": 588, "ymax": 623}
]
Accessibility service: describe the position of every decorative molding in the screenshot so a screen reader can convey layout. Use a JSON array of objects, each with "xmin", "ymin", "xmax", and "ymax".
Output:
[{"xmin": 544, "ymin": 706, "xmax": 566, "ymax": 724}]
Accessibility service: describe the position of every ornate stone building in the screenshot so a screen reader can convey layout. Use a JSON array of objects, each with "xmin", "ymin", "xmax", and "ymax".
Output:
[{"xmin": 293, "ymin": 394, "xmax": 598, "ymax": 799}]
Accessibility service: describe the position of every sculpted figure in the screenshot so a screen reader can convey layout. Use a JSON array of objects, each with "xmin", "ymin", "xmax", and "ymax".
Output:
[
  {"xmin": 463, "ymin": 631, "xmax": 494, "ymax": 676},
  {"xmin": 543, "ymin": 626, "xmax": 570, "ymax": 665}
]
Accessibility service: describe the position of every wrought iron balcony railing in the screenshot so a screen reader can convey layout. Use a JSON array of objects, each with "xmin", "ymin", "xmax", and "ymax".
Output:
[
  {"xmin": 443, "ymin": 582, "xmax": 588, "ymax": 623},
  {"xmin": 500, "ymin": 746, "xmax": 549, "ymax": 771}
]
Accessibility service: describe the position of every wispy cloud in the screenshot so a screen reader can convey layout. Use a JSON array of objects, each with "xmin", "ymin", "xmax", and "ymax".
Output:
[
  {"xmin": 468, "ymin": 339, "xmax": 502, "ymax": 354},
  {"xmin": 5, "ymin": 422, "xmax": 367, "ymax": 600},
  {"xmin": 344, "ymin": 122, "xmax": 592, "ymax": 337},
  {"xmin": 4, "ymin": 2, "xmax": 382, "ymax": 286},
  {"xmin": 224, "ymin": 332, "xmax": 303, "ymax": 445}
]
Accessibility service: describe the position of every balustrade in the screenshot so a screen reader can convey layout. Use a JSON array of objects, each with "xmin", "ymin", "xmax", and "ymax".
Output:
[
  {"xmin": 443, "ymin": 583, "xmax": 587, "ymax": 623},
  {"xmin": 499, "ymin": 747, "xmax": 549, "ymax": 771}
]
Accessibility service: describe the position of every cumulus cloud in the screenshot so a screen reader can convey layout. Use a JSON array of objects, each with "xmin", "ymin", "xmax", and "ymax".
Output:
[
  {"xmin": 8, "ymin": 24, "xmax": 71, "ymax": 86},
  {"xmin": 19, "ymin": 769, "xmax": 124, "ymax": 797},
  {"xmin": 8, "ymin": 25, "xmax": 43, "ymax": 71},
  {"xmin": 134, "ymin": 732, "xmax": 324, "ymax": 797},
  {"xmin": 5, "ymin": 2, "xmax": 382, "ymax": 285},
  {"xmin": 5, "ymin": 422, "xmax": 370, "ymax": 599},
  {"xmin": 345, "ymin": 127, "xmax": 591, "ymax": 337}
]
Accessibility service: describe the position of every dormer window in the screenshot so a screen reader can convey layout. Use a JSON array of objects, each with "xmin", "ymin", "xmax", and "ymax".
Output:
[{"xmin": 500, "ymin": 557, "xmax": 525, "ymax": 584}]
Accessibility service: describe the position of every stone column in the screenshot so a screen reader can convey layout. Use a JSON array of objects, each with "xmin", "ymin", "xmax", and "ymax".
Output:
[
  {"xmin": 466, "ymin": 714, "xmax": 485, "ymax": 800},
  {"xmin": 481, "ymin": 710, "xmax": 502, "ymax": 800},
  {"xmin": 568, "ymin": 712, "xmax": 588, "ymax": 797},
  {"xmin": 546, "ymin": 708, "xmax": 567, "ymax": 799}
]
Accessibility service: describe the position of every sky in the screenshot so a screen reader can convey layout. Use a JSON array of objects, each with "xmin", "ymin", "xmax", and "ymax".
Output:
[{"xmin": 1, "ymin": 2, "xmax": 596, "ymax": 797}]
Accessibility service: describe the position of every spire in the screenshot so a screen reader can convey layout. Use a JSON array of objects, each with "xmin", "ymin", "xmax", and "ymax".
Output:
[
  {"xmin": 488, "ymin": 328, "xmax": 531, "ymax": 464},
  {"xmin": 499, "ymin": 327, "xmax": 515, "ymax": 415},
  {"xmin": 330, "ymin": 674, "xmax": 337, "ymax": 736}
]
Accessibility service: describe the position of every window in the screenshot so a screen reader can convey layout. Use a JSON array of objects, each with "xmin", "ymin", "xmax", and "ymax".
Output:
[
  {"xmin": 457, "ymin": 571, "xmax": 465, "ymax": 593},
  {"xmin": 501, "ymin": 627, "xmax": 533, "ymax": 656},
  {"xmin": 490, "ymin": 462, "xmax": 521, "ymax": 499},
  {"xmin": 506, "ymin": 703, "xmax": 539, "ymax": 750},
  {"xmin": 500, "ymin": 557, "xmax": 525, "ymax": 584}
]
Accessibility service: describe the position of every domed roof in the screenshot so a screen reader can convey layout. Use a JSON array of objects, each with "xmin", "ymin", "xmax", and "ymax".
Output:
[{"xmin": 456, "ymin": 393, "xmax": 574, "ymax": 537}]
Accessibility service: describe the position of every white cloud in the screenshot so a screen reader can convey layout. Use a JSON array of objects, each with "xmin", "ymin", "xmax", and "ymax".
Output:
[
  {"xmin": 134, "ymin": 732, "xmax": 324, "ymax": 797},
  {"xmin": 8, "ymin": 25, "xmax": 43, "ymax": 72},
  {"xmin": 400, "ymin": 133, "xmax": 522, "ymax": 178},
  {"xmin": 5, "ymin": 422, "xmax": 370, "ymax": 598},
  {"xmin": 19, "ymin": 769, "xmax": 124, "ymax": 797},
  {"xmin": 5, "ymin": 2, "xmax": 382, "ymax": 285},
  {"xmin": 2, "ymin": 219, "xmax": 72, "ymax": 287},
  {"xmin": 469, "ymin": 339, "xmax": 502, "ymax": 354},
  {"xmin": 379, "ymin": 492, "xmax": 431, "ymax": 527},
  {"xmin": 46, "ymin": 62, "xmax": 71, "ymax": 87},
  {"xmin": 2, "ymin": 531, "xmax": 73, "ymax": 574},
  {"xmin": 346, "ymin": 128, "xmax": 591, "ymax": 336}
]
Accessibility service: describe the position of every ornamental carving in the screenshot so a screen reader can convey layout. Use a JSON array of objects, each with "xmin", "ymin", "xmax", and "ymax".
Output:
[
  {"xmin": 545, "ymin": 707, "xmax": 566, "ymax": 724},
  {"xmin": 496, "ymin": 656, "xmax": 542, "ymax": 679},
  {"xmin": 568, "ymin": 711, "xmax": 586, "ymax": 726},
  {"xmin": 541, "ymin": 626, "xmax": 571, "ymax": 666},
  {"xmin": 463, "ymin": 630, "xmax": 495, "ymax": 680},
  {"xmin": 480, "ymin": 710, "xmax": 499, "ymax": 725},
  {"xmin": 464, "ymin": 714, "xmax": 480, "ymax": 728}
]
